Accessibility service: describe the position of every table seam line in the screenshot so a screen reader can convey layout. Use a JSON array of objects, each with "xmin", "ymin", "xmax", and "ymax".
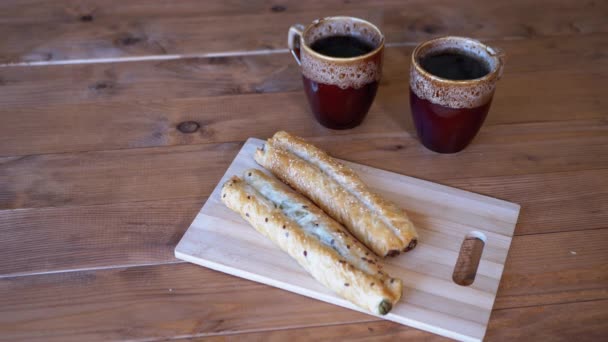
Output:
[{"xmin": 0, "ymin": 32, "xmax": 604, "ymax": 68}]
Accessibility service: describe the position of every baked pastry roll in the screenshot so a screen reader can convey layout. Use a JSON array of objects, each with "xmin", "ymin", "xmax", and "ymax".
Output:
[
  {"xmin": 255, "ymin": 131, "xmax": 418, "ymax": 257},
  {"xmin": 221, "ymin": 169, "xmax": 402, "ymax": 315}
]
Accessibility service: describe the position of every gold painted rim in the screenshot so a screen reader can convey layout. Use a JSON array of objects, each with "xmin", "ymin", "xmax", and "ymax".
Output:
[
  {"xmin": 411, "ymin": 36, "xmax": 502, "ymax": 85},
  {"xmin": 300, "ymin": 16, "xmax": 385, "ymax": 63}
]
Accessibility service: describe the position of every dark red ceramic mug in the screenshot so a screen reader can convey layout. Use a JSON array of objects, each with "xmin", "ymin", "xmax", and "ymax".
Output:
[
  {"xmin": 288, "ymin": 17, "xmax": 384, "ymax": 130},
  {"xmin": 410, "ymin": 36, "xmax": 505, "ymax": 153}
]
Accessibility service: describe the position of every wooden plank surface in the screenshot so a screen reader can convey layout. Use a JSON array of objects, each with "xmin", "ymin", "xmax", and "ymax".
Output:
[
  {"xmin": 486, "ymin": 300, "xmax": 608, "ymax": 341},
  {"xmin": 1, "ymin": 34, "xmax": 607, "ymax": 157},
  {"xmin": 1, "ymin": 0, "xmax": 606, "ymax": 63},
  {"xmin": 191, "ymin": 299, "xmax": 608, "ymax": 342},
  {"xmin": 1, "ymin": 0, "xmax": 607, "ymax": 340},
  {"xmin": 0, "ymin": 264, "xmax": 371, "ymax": 342},
  {"xmin": 2, "ymin": 33, "xmax": 606, "ymax": 109},
  {"xmin": 2, "ymin": 129, "xmax": 607, "ymax": 236},
  {"xmin": 192, "ymin": 320, "xmax": 450, "ymax": 341},
  {"xmin": 0, "ymin": 198, "xmax": 203, "ymax": 277},
  {"xmin": 186, "ymin": 300, "xmax": 608, "ymax": 341},
  {"xmin": 2, "ymin": 228, "xmax": 606, "ymax": 342},
  {"xmin": 495, "ymin": 229, "xmax": 608, "ymax": 309},
  {"xmin": 448, "ymin": 169, "xmax": 608, "ymax": 235},
  {"xmin": 2, "ymin": 210, "xmax": 606, "ymax": 313}
]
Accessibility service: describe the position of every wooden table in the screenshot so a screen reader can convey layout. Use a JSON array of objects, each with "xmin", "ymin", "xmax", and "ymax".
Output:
[{"xmin": 1, "ymin": 1, "xmax": 606, "ymax": 341}]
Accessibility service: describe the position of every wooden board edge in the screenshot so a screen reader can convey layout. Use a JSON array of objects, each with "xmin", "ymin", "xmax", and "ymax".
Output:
[{"xmin": 174, "ymin": 248, "xmax": 483, "ymax": 342}]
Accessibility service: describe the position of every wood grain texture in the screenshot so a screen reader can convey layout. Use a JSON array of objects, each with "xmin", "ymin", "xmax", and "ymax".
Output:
[
  {"xmin": 487, "ymin": 299, "xmax": 608, "ymax": 341},
  {"xmin": 0, "ymin": 1, "xmax": 606, "ymax": 340},
  {"xmin": 3, "ymin": 33, "xmax": 606, "ymax": 109},
  {"xmin": 175, "ymin": 139, "xmax": 519, "ymax": 341},
  {"xmin": 192, "ymin": 320, "xmax": 449, "ymax": 341},
  {"xmin": 0, "ymin": 263, "xmax": 370, "ymax": 342},
  {"xmin": 496, "ymin": 229, "xmax": 608, "ymax": 309},
  {"xmin": 1, "ymin": 239, "xmax": 605, "ymax": 342},
  {"xmin": 1, "ymin": 34, "xmax": 606, "ymax": 157},
  {"xmin": 452, "ymin": 237, "xmax": 486, "ymax": 286},
  {"xmin": 2, "ymin": 125, "xmax": 607, "ymax": 238},
  {"xmin": 0, "ymin": 198, "xmax": 203, "ymax": 277},
  {"xmin": 1, "ymin": 207, "xmax": 605, "ymax": 310},
  {"xmin": 183, "ymin": 300, "xmax": 608, "ymax": 341},
  {"xmin": 447, "ymin": 169, "xmax": 608, "ymax": 235},
  {"xmin": 1, "ymin": 0, "xmax": 606, "ymax": 63},
  {"xmin": 0, "ymin": 207, "xmax": 608, "ymax": 308},
  {"xmin": 0, "ymin": 141, "xmax": 240, "ymax": 209}
]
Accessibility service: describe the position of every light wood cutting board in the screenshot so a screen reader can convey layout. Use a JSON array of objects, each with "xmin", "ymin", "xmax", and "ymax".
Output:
[{"xmin": 175, "ymin": 138, "xmax": 520, "ymax": 342}]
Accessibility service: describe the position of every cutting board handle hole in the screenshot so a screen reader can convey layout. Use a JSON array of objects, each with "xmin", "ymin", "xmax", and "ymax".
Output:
[{"xmin": 452, "ymin": 231, "xmax": 486, "ymax": 286}]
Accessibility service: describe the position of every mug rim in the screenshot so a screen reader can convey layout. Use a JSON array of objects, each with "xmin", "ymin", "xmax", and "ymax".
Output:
[
  {"xmin": 300, "ymin": 16, "xmax": 385, "ymax": 63},
  {"xmin": 411, "ymin": 36, "xmax": 503, "ymax": 85}
]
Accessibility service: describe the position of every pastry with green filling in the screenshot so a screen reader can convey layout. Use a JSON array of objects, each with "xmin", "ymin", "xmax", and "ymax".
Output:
[{"xmin": 221, "ymin": 169, "xmax": 402, "ymax": 315}]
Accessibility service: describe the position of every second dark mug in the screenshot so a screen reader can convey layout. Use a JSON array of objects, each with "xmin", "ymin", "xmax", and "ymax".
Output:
[
  {"xmin": 288, "ymin": 17, "xmax": 385, "ymax": 130},
  {"xmin": 409, "ymin": 36, "xmax": 505, "ymax": 153}
]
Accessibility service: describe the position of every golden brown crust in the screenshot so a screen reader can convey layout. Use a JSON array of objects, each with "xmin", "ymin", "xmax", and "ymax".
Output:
[
  {"xmin": 255, "ymin": 144, "xmax": 403, "ymax": 256},
  {"xmin": 255, "ymin": 131, "xmax": 418, "ymax": 257},
  {"xmin": 220, "ymin": 169, "xmax": 402, "ymax": 315}
]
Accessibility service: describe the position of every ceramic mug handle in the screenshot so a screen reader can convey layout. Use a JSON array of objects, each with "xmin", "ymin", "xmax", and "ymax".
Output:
[{"xmin": 288, "ymin": 24, "xmax": 305, "ymax": 66}]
